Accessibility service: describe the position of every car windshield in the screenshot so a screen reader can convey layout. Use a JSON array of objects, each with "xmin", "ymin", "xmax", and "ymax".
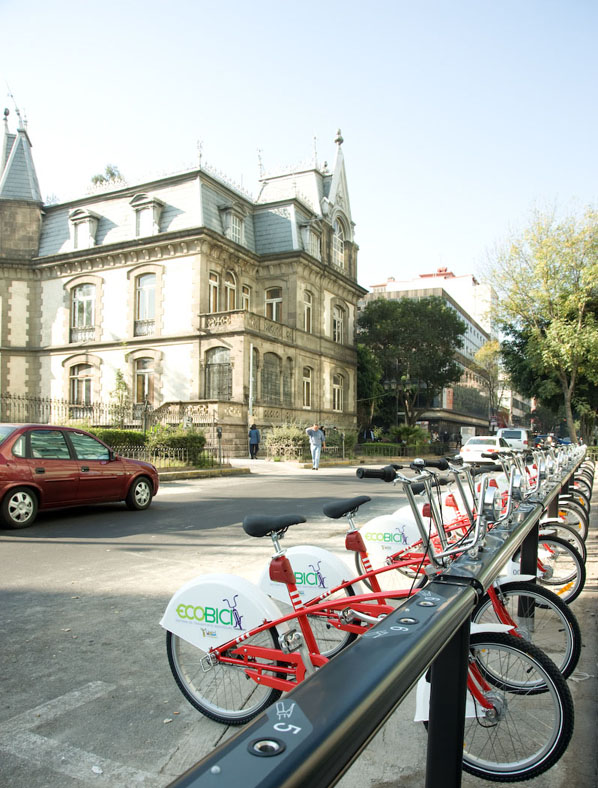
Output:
[
  {"xmin": 0, "ymin": 425, "xmax": 17, "ymax": 445},
  {"xmin": 466, "ymin": 438, "xmax": 496, "ymax": 446},
  {"xmin": 501, "ymin": 431, "xmax": 522, "ymax": 438}
]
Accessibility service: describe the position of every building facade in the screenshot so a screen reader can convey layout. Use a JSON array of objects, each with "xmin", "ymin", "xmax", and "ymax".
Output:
[
  {"xmin": 0, "ymin": 116, "xmax": 365, "ymax": 446},
  {"xmin": 361, "ymin": 271, "xmax": 495, "ymax": 438}
]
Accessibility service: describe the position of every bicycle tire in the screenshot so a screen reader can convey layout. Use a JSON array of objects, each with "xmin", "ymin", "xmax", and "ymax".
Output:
[
  {"xmin": 539, "ymin": 521, "xmax": 587, "ymax": 563},
  {"xmin": 471, "ymin": 581, "xmax": 581, "ymax": 679},
  {"xmin": 305, "ymin": 585, "xmax": 358, "ymax": 658},
  {"xmin": 566, "ymin": 484, "xmax": 591, "ymax": 509},
  {"xmin": 556, "ymin": 500, "xmax": 589, "ymax": 540},
  {"xmin": 166, "ymin": 628, "xmax": 282, "ymax": 724},
  {"xmin": 462, "ymin": 632, "xmax": 574, "ymax": 782},
  {"xmin": 536, "ymin": 536, "xmax": 586, "ymax": 604},
  {"xmin": 354, "ymin": 550, "xmax": 427, "ymax": 593}
]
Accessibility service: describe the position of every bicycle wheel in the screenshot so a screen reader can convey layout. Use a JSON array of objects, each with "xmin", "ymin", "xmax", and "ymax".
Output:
[
  {"xmin": 305, "ymin": 586, "xmax": 358, "ymax": 658},
  {"xmin": 556, "ymin": 501, "xmax": 589, "ymax": 540},
  {"xmin": 539, "ymin": 521, "xmax": 587, "ymax": 563},
  {"xmin": 472, "ymin": 581, "xmax": 581, "ymax": 679},
  {"xmin": 566, "ymin": 484, "xmax": 591, "ymax": 509},
  {"xmin": 354, "ymin": 551, "xmax": 427, "ymax": 593},
  {"xmin": 463, "ymin": 632, "xmax": 574, "ymax": 782},
  {"xmin": 537, "ymin": 536, "xmax": 586, "ymax": 604},
  {"xmin": 166, "ymin": 628, "xmax": 282, "ymax": 724}
]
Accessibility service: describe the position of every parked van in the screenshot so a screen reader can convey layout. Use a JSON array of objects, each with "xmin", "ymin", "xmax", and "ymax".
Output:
[{"xmin": 496, "ymin": 428, "xmax": 530, "ymax": 450}]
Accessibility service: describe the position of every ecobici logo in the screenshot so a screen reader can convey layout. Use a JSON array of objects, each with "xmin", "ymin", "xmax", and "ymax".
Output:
[
  {"xmin": 365, "ymin": 526, "xmax": 410, "ymax": 546},
  {"xmin": 294, "ymin": 561, "xmax": 327, "ymax": 589},
  {"xmin": 176, "ymin": 594, "xmax": 244, "ymax": 631}
]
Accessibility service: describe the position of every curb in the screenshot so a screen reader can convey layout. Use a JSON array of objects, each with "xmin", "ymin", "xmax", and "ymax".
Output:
[{"xmin": 158, "ymin": 466, "xmax": 251, "ymax": 481}]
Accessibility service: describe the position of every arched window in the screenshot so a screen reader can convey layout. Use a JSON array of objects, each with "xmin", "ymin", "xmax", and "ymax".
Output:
[
  {"xmin": 332, "ymin": 373, "xmax": 344, "ymax": 412},
  {"xmin": 69, "ymin": 364, "xmax": 92, "ymax": 406},
  {"xmin": 205, "ymin": 347, "xmax": 232, "ymax": 400},
  {"xmin": 332, "ymin": 219, "xmax": 345, "ymax": 268},
  {"xmin": 304, "ymin": 290, "xmax": 312, "ymax": 333},
  {"xmin": 209, "ymin": 272, "xmax": 220, "ymax": 313},
  {"xmin": 71, "ymin": 284, "xmax": 95, "ymax": 342},
  {"xmin": 302, "ymin": 367, "xmax": 312, "ymax": 409},
  {"xmin": 333, "ymin": 305, "xmax": 345, "ymax": 344},
  {"xmin": 282, "ymin": 359, "xmax": 293, "ymax": 407},
  {"xmin": 135, "ymin": 358, "xmax": 154, "ymax": 404},
  {"xmin": 225, "ymin": 272, "xmax": 236, "ymax": 311},
  {"xmin": 265, "ymin": 287, "xmax": 282, "ymax": 322},
  {"xmin": 261, "ymin": 353, "xmax": 281, "ymax": 405},
  {"xmin": 135, "ymin": 274, "xmax": 156, "ymax": 336}
]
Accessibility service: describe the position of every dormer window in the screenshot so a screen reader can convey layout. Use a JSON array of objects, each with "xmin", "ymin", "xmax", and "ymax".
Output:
[
  {"xmin": 129, "ymin": 193, "xmax": 164, "ymax": 238},
  {"xmin": 69, "ymin": 208, "xmax": 100, "ymax": 250},
  {"xmin": 219, "ymin": 203, "xmax": 247, "ymax": 246},
  {"xmin": 299, "ymin": 222, "xmax": 322, "ymax": 260}
]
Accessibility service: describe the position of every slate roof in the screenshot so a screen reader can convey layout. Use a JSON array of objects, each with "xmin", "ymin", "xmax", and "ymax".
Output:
[{"xmin": 0, "ymin": 120, "xmax": 42, "ymax": 202}]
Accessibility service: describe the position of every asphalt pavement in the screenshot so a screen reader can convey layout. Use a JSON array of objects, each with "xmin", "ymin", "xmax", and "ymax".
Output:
[{"xmin": 0, "ymin": 459, "xmax": 596, "ymax": 787}]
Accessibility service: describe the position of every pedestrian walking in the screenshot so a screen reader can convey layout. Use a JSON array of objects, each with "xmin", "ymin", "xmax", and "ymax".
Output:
[
  {"xmin": 306, "ymin": 423, "xmax": 326, "ymax": 470},
  {"xmin": 248, "ymin": 424, "xmax": 261, "ymax": 459}
]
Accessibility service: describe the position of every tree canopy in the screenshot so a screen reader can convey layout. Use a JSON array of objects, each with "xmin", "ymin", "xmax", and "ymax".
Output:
[
  {"xmin": 489, "ymin": 207, "xmax": 598, "ymax": 441},
  {"xmin": 357, "ymin": 296, "xmax": 466, "ymax": 426}
]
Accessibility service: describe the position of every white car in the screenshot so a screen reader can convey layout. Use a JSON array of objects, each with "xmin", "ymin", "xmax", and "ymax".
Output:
[
  {"xmin": 460, "ymin": 435, "xmax": 511, "ymax": 464},
  {"xmin": 496, "ymin": 428, "xmax": 530, "ymax": 451}
]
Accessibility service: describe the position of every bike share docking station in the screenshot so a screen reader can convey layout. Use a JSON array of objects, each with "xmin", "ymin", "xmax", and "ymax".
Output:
[{"xmin": 166, "ymin": 451, "xmax": 586, "ymax": 788}]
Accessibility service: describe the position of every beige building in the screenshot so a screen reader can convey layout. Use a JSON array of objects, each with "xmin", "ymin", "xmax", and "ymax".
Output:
[{"xmin": 0, "ymin": 114, "xmax": 365, "ymax": 448}]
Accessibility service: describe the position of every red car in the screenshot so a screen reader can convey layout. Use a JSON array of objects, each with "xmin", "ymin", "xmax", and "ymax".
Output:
[{"xmin": 0, "ymin": 424, "xmax": 159, "ymax": 529}]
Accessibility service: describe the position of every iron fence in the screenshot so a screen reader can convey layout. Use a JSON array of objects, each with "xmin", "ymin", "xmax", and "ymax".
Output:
[
  {"xmin": 112, "ymin": 445, "xmax": 224, "ymax": 469},
  {"xmin": 0, "ymin": 394, "xmax": 216, "ymax": 433}
]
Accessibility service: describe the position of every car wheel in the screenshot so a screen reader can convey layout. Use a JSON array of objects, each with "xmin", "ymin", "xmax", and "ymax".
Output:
[
  {"xmin": 1, "ymin": 487, "xmax": 38, "ymax": 529},
  {"xmin": 125, "ymin": 476, "xmax": 153, "ymax": 511}
]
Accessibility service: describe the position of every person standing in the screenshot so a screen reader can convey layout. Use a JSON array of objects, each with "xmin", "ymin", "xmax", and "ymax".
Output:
[
  {"xmin": 248, "ymin": 424, "xmax": 261, "ymax": 459},
  {"xmin": 306, "ymin": 423, "xmax": 326, "ymax": 470}
]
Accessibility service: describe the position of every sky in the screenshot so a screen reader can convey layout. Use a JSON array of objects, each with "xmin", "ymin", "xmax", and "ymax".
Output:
[{"xmin": 2, "ymin": 0, "xmax": 597, "ymax": 291}]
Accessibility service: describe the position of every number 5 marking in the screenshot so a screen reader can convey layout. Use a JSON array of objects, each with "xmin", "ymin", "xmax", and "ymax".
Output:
[{"xmin": 273, "ymin": 722, "xmax": 302, "ymax": 735}]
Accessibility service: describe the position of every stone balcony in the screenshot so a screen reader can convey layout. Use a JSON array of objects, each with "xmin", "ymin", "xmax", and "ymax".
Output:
[{"xmin": 198, "ymin": 309, "xmax": 355, "ymax": 362}]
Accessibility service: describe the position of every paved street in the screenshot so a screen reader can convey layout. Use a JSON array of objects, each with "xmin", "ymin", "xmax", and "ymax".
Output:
[
  {"xmin": 1, "ymin": 462, "xmax": 596, "ymax": 787},
  {"xmin": 0, "ymin": 463, "xmax": 403, "ymax": 787}
]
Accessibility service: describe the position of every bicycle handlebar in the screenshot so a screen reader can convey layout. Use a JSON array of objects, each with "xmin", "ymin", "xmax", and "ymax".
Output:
[
  {"xmin": 410, "ymin": 457, "xmax": 450, "ymax": 471},
  {"xmin": 356, "ymin": 465, "xmax": 397, "ymax": 482}
]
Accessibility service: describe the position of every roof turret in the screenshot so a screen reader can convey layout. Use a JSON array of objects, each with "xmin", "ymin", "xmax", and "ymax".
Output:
[{"xmin": 0, "ymin": 109, "xmax": 42, "ymax": 203}]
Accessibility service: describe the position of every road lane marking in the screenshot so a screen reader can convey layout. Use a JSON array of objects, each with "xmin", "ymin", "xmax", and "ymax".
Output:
[{"xmin": 0, "ymin": 682, "xmax": 162, "ymax": 786}]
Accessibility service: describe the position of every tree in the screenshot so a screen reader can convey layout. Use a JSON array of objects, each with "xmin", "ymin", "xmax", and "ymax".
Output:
[
  {"xmin": 488, "ymin": 207, "xmax": 598, "ymax": 441},
  {"xmin": 110, "ymin": 369, "xmax": 131, "ymax": 428},
  {"xmin": 473, "ymin": 339, "xmax": 505, "ymax": 427},
  {"xmin": 358, "ymin": 297, "xmax": 466, "ymax": 427},
  {"xmin": 356, "ymin": 343, "xmax": 384, "ymax": 433},
  {"xmin": 91, "ymin": 164, "xmax": 125, "ymax": 186}
]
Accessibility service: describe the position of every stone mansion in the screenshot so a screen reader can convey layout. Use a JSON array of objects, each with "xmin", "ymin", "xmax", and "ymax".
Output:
[{"xmin": 0, "ymin": 116, "xmax": 365, "ymax": 444}]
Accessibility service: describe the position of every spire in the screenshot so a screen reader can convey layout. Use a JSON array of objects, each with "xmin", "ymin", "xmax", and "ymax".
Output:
[{"xmin": 0, "ymin": 110, "xmax": 42, "ymax": 203}]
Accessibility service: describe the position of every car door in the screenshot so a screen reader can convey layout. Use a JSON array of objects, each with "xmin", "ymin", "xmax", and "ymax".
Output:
[
  {"xmin": 67, "ymin": 431, "xmax": 127, "ymax": 502},
  {"xmin": 25, "ymin": 428, "xmax": 80, "ymax": 506}
]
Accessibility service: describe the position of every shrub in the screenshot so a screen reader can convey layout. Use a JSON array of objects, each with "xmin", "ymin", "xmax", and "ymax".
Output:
[
  {"xmin": 323, "ymin": 428, "xmax": 358, "ymax": 456},
  {"xmin": 146, "ymin": 424, "xmax": 206, "ymax": 464},
  {"xmin": 88, "ymin": 428, "xmax": 146, "ymax": 448},
  {"xmin": 387, "ymin": 425, "xmax": 430, "ymax": 446},
  {"xmin": 265, "ymin": 424, "xmax": 309, "ymax": 459}
]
